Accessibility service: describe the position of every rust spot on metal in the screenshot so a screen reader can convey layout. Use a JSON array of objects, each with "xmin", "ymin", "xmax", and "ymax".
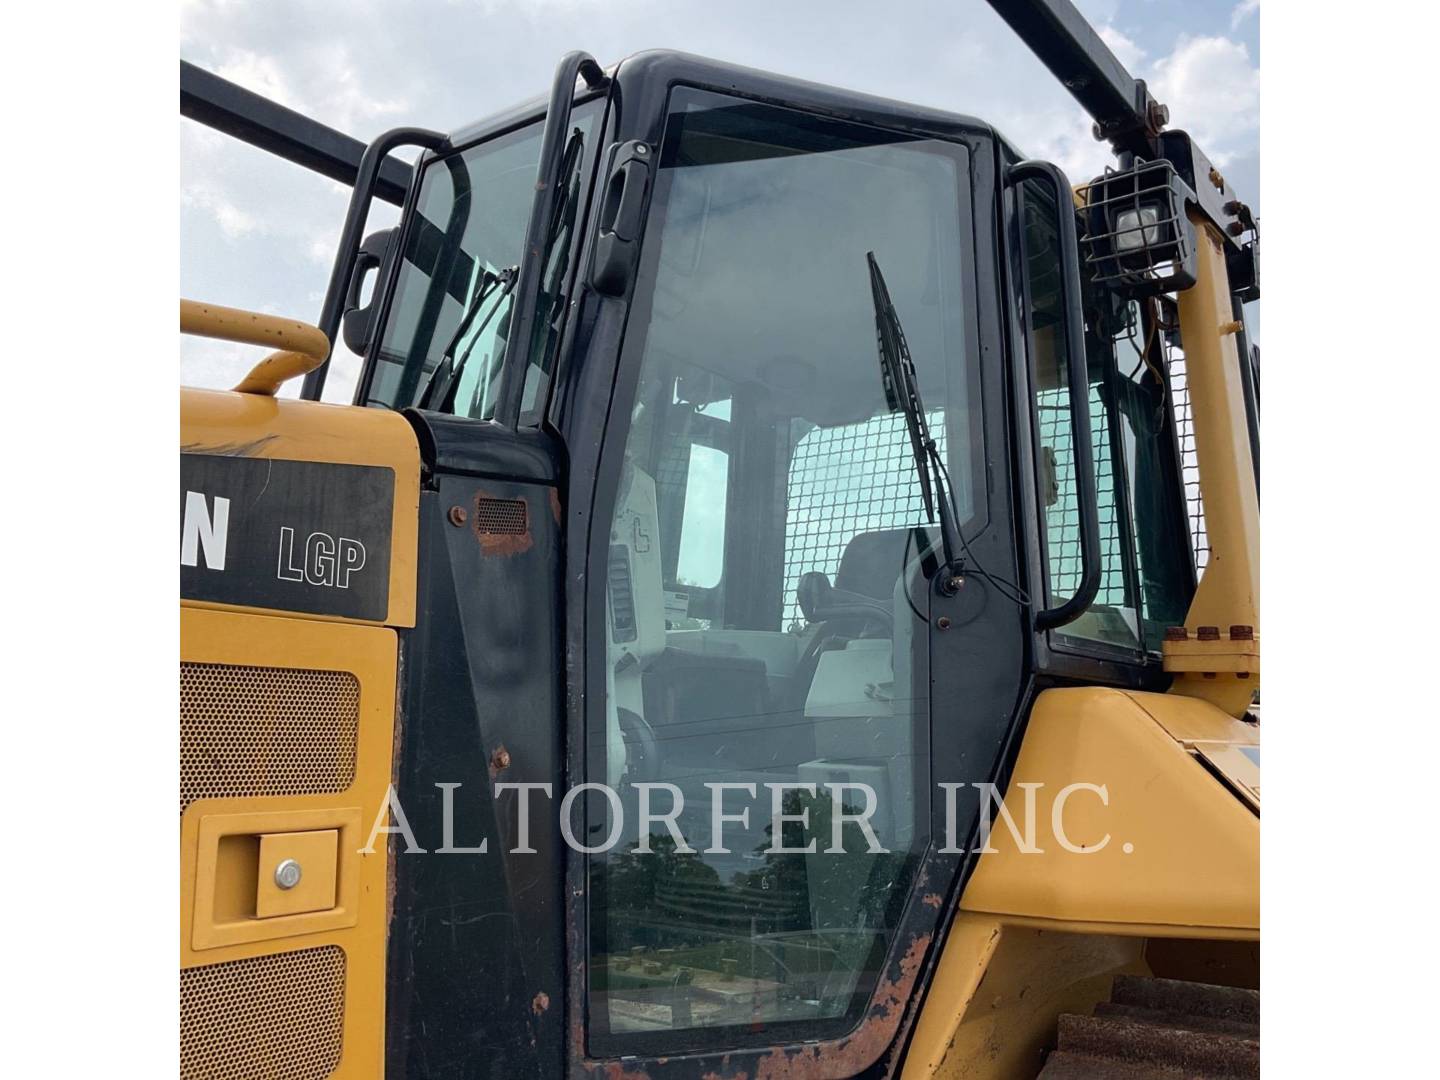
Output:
[
  {"xmin": 1164, "ymin": 626, "xmax": 1188, "ymax": 641},
  {"xmin": 598, "ymin": 1064, "xmax": 653, "ymax": 1080},
  {"xmin": 549, "ymin": 487, "xmax": 563, "ymax": 524},
  {"xmin": 532, "ymin": 990, "xmax": 550, "ymax": 1015},
  {"xmin": 489, "ymin": 744, "xmax": 512, "ymax": 778},
  {"xmin": 384, "ymin": 650, "xmax": 407, "ymax": 927},
  {"xmin": 922, "ymin": 892, "xmax": 943, "ymax": 909},
  {"xmin": 747, "ymin": 932, "xmax": 932, "ymax": 1079}
]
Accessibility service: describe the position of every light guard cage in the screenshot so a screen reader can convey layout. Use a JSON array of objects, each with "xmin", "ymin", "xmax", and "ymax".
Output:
[{"xmin": 1081, "ymin": 159, "xmax": 1197, "ymax": 297}]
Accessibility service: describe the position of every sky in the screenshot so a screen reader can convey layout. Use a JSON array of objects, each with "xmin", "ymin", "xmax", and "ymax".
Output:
[{"xmin": 179, "ymin": 0, "xmax": 1260, "ymax": 401}]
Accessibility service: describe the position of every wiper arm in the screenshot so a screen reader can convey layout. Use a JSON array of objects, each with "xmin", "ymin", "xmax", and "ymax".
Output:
[
  {"xmin": 417, "ymin": 264, "xmax": 518, "ymax": 412},
  {"xmin": 416, "ymin": 127, "xmax": 582, "ymax": 415},
  {"xmin": 867, "ymin": 252, "xmax": 965, "ymax": 596}
]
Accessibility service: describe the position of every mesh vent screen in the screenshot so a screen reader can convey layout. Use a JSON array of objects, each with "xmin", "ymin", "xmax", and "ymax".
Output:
[
  {"xmin": 474, "ymin": 497, "xmax": 528, "ymax": 534},
  {"xmin": 180, "ymin": 663, "xmax": 359, "ymax": 814},
  {"xmin": 181, "ymin": 946, "xmax": 346, "ymax": 1079}
]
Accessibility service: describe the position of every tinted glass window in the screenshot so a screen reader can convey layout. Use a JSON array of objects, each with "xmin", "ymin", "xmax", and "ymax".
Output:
[{"xmin": 589, "ymin": 88, "xmax": 976, "ymax": 1050}]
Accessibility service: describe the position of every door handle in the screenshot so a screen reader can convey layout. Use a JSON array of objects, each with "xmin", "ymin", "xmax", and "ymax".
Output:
[{"xmin": 591, "ymin": 141, "xmax": 653, "ymax": 296}]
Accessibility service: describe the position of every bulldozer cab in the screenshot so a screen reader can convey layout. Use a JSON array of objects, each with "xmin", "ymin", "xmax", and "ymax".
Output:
[{"xmin": 182, "ymin": 39, "xmax": 1257, "ymax": 1080}]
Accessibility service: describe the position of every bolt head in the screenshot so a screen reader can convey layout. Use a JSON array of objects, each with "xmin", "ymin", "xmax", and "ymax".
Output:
[{"xmin": 449, "ymin": 505, "xmax": 468, "ymax": 527}]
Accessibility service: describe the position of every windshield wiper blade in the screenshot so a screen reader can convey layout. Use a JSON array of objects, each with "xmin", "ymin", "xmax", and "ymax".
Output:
[
  {"xmin": 416, "ymin": 264, "xmax": 518, "ymax": 412},
  {"xmin": 867, "ymin": 251, "xmax": 964, "ymax": 595}
]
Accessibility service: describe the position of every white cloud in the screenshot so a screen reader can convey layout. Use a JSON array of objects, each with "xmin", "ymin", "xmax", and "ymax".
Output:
[
  {"xmin": 180, "ymin": 181, "xmax": 262, "ymax": 240},
  {"xmin": 1150, "ymin": 35, "xmax": 1260, "ymax": 166},
  {"xmin": 1098, "ymin": 25, "xmax": 1146, "ymax": 71},
  {"xmin": 179, "ymin": 0, "xmax": 1261, "ymax": 393},
  {"xmin": 213, "ymin": 49, "xmax": 297, "ymax": 110},
  {"xmin": 1231, "ymin": 0, "xmax": 1260, "ymax": 31}
]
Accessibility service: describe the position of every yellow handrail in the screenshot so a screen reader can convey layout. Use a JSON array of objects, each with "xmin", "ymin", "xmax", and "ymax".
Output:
[{"xmin": 180, "ymin": 299, "xmax": 331, "ymax": 396}]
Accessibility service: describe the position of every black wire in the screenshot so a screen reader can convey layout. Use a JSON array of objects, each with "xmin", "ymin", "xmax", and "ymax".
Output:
[
  {"xmin": 894, "ymin": 457, "xmax": 1032, "ymax": 621},
  {"xmin": 932, "ymin": 450, "xmax": 1032, "ymax": 608},
  {"xmin": 898, "ymin": 528, "xmax": 933, "ymax": 626}
]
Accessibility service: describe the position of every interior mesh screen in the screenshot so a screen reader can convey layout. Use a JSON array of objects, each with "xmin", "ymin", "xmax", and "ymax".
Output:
[
  {"xmin": 1166, "ymin": 346, "xmax": 1210, "ymax": 575},
  {"xmin": 782, "ymin": 412, "xmax": 945, "ymax": 629},
  {"xmin": 1036, "ymin": 386, "xmax": 1127, "ymax": 603},
  {"xmin": 180, "ymin": 946, "xmax": 346, "ymax": 1079},
  {"xmin": 180, "ymin": 662, "xmax": 360, "ymax": 814}
]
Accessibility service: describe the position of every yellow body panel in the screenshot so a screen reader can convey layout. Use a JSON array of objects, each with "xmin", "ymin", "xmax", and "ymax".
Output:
[
  {"xmin": 180, "ymin": 386, "xmax": 420, "ymax": 628},
  {"xmin": 903, "ymin": 916, "xmax": 1149, "ymax": 1079},
  {"xmin": 960, "ymin": 687, "xmax": 1258, "ymax": 932},
  {"xmin": 906, "ymin": 687, "xmax": 1259, "ymax": 1077},
  {"xmin": 180, "ymin": 608, "xmax": 398, "ymax": 1076},
  {"xmin": 181, "ymin": 384, "xmax": 418, "ymax": 1077}
]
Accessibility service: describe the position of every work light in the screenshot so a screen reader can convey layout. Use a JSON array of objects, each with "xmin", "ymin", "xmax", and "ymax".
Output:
[{"xmin": 1082, "ymin": 159, "xmax": 1197, "ymax": 296}]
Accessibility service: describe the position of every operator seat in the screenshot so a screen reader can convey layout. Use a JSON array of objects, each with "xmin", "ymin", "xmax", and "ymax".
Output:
[
  {"xmin": 792, "ymin": 526, "xmax": 922, "ymax": 707},
  {"xmin": 834, "ymin": 527, "xmax": 925, "ymax": 601}
]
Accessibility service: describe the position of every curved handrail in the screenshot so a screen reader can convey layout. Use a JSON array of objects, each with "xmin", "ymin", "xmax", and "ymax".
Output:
[
  {"xmin": 301, "ymin": 126, "xmax": 451, "ymax": 400},
  {"xmin": 494, "ymin": 50, "xmax": 610, "ymax": 425},
  {"xmin": 180, "ymin": 298, "xmax": 330, "ymax": 396},
  {"xmin": 1007, "ymin": 159, "xmax": 1102, "ymax": 630}
]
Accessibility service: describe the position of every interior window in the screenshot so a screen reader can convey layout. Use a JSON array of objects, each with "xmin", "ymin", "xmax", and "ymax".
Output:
[
  {"xmin": 361, "ymin": 105, "xmax": 597, "ymax": 417},
  {"xmin": 1022, "ymin": 182, "xmax": 1192, "ymax": 652},
  {"xmin": 676, "ymin": 444, "xmax": 728, "ymax": 591},
  {"xmin": 1101, "ymin": 299, "xmax": 1193, "ymax": 643},
  {"xmin": 589, "ymin": 88, "xmax": 976, "ymax": 1051}
]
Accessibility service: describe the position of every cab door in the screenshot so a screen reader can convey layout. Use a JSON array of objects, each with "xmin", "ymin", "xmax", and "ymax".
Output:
[{"xmin": 560, "ymin": 53, "xmax": 1030, "ymax": 1078}]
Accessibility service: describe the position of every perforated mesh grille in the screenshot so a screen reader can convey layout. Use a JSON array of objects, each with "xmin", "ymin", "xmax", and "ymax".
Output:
[
  {"xmin": 180, "ymin": 663, "xmax": 359, "ymax": 814},
  {"xmin": 474, "ymin": 496, "xmax": 528, "ymax": 534},
  {"xmin": 180, "ymin": 946, "xmax": 346, "ymax": 1080}
]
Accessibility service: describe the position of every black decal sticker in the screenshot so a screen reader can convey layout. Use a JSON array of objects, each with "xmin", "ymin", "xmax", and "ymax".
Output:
[{"xmin": 180, "ymin": 454, "xmax": 394, "ymax": 620}]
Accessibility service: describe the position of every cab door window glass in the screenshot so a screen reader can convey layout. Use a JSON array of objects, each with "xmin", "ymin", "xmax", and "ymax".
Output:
[{"xmin": 589, "ymin": 88, "xmax": 977, "ymax": 1050}]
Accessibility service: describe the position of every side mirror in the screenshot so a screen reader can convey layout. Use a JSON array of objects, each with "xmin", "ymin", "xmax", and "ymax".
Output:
[{"xmin": 341, "ymin": 227, "xmax": 399, "ymax": 356}]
